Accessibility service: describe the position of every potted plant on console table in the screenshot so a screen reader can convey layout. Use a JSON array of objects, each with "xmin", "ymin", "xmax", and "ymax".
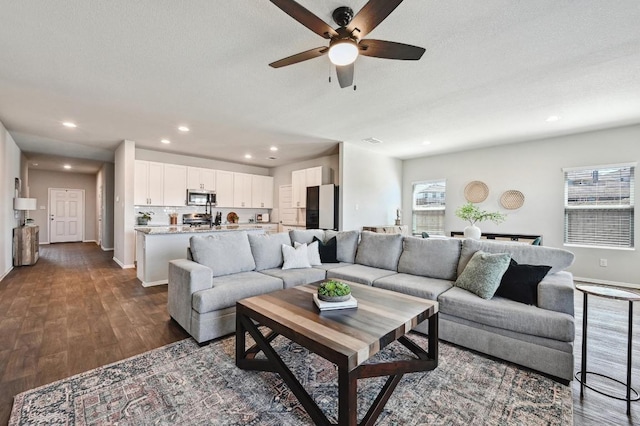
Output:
[{"xmin": 455, "ymin": 202, "xmax": 505, "ymax": 239}]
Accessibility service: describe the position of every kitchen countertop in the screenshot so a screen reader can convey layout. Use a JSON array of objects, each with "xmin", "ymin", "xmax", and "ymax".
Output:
[{"xmin": 135, "ymin": 224, "xmax": 276, "ymax": 235}]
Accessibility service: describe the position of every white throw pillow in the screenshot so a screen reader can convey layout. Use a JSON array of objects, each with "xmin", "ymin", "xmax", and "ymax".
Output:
[
  {"xmin": 294, "ymin": 241, "xmax": 322, "ymax": 266},
  {"xmin": 282, "ymin": 243, "xmax": 311, "ymax": 270}
]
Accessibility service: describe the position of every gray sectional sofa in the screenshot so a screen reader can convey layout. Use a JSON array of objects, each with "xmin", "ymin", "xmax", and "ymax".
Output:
[{"xmin": 168, "ymin": 229, "xmax": 576, "ymax": 382}]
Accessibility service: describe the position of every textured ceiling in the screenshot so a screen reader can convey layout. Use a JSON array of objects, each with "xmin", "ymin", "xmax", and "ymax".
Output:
[{"xmin": 1, "ymin": 1, "xmax": 639, "ymax": 173}]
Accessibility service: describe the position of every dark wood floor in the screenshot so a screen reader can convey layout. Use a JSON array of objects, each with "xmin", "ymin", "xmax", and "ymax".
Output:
[{"xmin": 0, "ymin": 243, "xmax": 638, "ymax": 425}]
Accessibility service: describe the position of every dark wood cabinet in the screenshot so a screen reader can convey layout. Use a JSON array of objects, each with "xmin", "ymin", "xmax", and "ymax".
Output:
[{"xmin": 13, "ymin": 226, "xmax": 39, "ymax": 266}]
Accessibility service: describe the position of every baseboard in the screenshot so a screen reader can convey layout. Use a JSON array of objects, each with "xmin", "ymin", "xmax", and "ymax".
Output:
[
  {"xmin": 0, "ymin": 266, "xmax": 13, "ymax": 282},
  {"xmin": 141, "ymin": 279, "xmax": 168, "ymax": 287},
  {"xmin": 101, "ymin": 246, "xmax": 114, "ymax": 251},
  {"xmin": 112, "ymin": 257, "xmax": 135, "ymax": 269},
  {"xmin": 83, "ymin": 239, "xmax": 96, "ymax": 243},
  {"xmin": 574, "ymin": 276, "xmax": 640, "ymax": 289},
  {"xmin": 39, "ymin": 242, "xmax": 49, "ymax": 245}
]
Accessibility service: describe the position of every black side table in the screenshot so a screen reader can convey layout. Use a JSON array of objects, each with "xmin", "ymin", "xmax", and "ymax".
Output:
[{"xmin": 575, "ymin": 283, "xmax": 640, "ymax": 415}]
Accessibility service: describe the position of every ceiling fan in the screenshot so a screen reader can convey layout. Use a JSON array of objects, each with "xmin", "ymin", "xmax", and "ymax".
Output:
[{"xmin": 268, "ymin": 0, "xmax": 425, "ymax": 89}]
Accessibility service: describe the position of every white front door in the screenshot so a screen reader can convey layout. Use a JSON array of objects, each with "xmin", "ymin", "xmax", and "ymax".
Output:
[{"xmin": 49, "ymin": 188, "xmax": 84, "ymax": 243}]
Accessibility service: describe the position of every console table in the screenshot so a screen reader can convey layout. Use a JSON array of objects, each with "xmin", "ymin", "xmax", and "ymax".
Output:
[
  {"xmin": 450, "ymin": 231, "xmax": 541, "ymax": 245},
  {"xmin": 575, "ymin": 283, "xmax": 640, "ymax": 415},
  {"xmin": 363, "ymin": 225, "xmax": 409, "ymax": 235}
]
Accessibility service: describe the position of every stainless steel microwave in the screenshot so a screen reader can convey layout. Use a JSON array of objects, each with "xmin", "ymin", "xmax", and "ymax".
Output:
[{"xmin": 186, "ymin": 189, "xmax": 216, "ymax": 206}]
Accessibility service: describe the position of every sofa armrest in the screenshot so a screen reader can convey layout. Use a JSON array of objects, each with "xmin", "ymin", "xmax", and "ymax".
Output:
[
  {"xmin": 168, "ymin": 259, "xmax": 213, "ymax": 333},
  {"xmin": 537, "ymin": 271, "xmax": 574, "ymax": 316}
]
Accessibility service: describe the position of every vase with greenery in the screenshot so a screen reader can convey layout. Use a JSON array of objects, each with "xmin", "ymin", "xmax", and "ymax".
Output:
[
  {"xmin": 455, "ymin": 202, "xmax": 506, "ymax": 239},
  {"xmin": 138, "ymin": 211, "xmax": 154, "ymax": 225}
]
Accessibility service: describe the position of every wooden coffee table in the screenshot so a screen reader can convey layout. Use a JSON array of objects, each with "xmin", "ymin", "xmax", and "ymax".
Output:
[{"xmin": 235, "ymin": 281, "xmax": 438, "ymax": 426}]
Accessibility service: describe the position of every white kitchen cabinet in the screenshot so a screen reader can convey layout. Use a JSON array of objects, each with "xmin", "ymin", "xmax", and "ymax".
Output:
[
  {"xmin": 215, "ymin": 170, "xmax": 234, "ymax": 207},
  {"xmin": 163, "ymin": 163, "xmax": 187, "ymax": 206},
  {"xmin": 187, "ymin": 167, "xmax": 215, "ymax": 190},
  {"xmin": 251, "ymin": 175, "xmax": 274, "ymax": 208},
  {"xmin": 135, "ymin": 160, "xmax": 164, "ymax": 205},
  {"xmin": 291, "ymin": 166, "xmax": 332, "ymax": 208},
  {"xmin": 233, "ymin": 173, "xmax": 252, "ymax": 208}
]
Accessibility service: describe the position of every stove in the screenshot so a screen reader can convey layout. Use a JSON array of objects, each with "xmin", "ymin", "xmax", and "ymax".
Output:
[{"xmin": 182, "ymin": 213, "xmax": 212, "ymax": 227}]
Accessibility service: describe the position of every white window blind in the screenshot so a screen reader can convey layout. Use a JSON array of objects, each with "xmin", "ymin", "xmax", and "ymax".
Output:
[
  {"xmin": 412, "ymin": 179, "xmax": 446, "ymax": 235},
  {"xmin": 564, "ymin": 164, "xmax": 634, "ymax": 248}
]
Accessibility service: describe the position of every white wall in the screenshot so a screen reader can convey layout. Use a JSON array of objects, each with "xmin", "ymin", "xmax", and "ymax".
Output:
[
  {"xmin": 0, "ymin": 121, "xmax": 22, "ymax": 279},
  {"xmin": 114, "ymin": 140, "xmax": 136, "ymax": 268},
  {"xmin": 341, "ymin": 143, "xmax": 403, "ymax": 231},
  {"xmin": 403, "ymin": 124, "xmax": 640, "ymax": 286},
  {"xmin": 97, "ymin": 162, "xmax": 115, "ymax": 250},
  {"xmin": 136, "ymin": 149, "xmax": 269, "ymax": 176},
  {"xmin": 28, "ymin": 169, "xmax": 97, "ymax": 244}
]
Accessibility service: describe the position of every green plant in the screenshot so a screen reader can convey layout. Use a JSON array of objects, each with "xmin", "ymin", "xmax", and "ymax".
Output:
[
  {"xmin": 138, "ymin": 211, "xmax": 154, "ymax": 220},
  {"xmin": 318, "ymin": 280, "xmax": 351, "ymax": 297},
  {"xmin": 455, "ymin": 202, "xmax": 505, "ymax": 226}
]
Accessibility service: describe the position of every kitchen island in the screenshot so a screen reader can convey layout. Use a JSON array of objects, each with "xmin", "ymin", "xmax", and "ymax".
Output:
[{"xmin": 135, "ymin": 224, "xmax": 276, "ymax": 286}]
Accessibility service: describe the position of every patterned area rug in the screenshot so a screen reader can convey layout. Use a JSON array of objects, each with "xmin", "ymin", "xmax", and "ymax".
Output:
[{"xmin": 10, "ymin": 332, "xmax": 572, "ymax": 425}]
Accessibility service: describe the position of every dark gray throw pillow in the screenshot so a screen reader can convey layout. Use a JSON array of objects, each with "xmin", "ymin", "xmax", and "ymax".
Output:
[
  {"xmin": 455, "ymin": 250, "xmax": 511, "ymax": 299},
  {"xmin": 495, "ymin": 259, "xmax": 552, "ymax": 305},
  {"xmin": 313, "ymin": 236, "xmax": 338, "ymax": 263}
]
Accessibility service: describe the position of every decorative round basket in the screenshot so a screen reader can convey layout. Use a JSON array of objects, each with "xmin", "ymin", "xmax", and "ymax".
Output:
[
  {"xmin": 317, "ymin": 294, "xmax": 351, "ymax": 303},
  {"xmin": 464, "ymin": 181, "xmax": 489, "ymax": 203},
  {"xmin": 500, "ymin": 190, "xmax": 525, "ymax": 210}
]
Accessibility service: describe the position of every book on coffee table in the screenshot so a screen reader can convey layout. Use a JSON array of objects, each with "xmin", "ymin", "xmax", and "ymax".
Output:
[{"xmin": 313, "ymin": 294, "xmax": 358, "ymax": 311}]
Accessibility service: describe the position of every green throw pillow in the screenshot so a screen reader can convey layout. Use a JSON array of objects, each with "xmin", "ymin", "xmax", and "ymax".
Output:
[{"xmin": 455, "ymin": 251, "xmax": 511, "ymax": 299}]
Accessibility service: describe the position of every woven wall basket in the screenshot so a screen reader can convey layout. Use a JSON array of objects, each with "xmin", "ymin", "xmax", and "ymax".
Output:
[
  {"xmin": 464, "ymin": 181, "xmax": 489, "ymax": 203},
  {"xmin": 500, "ymin": 190, "xmax": 525, "ymax": 209}
]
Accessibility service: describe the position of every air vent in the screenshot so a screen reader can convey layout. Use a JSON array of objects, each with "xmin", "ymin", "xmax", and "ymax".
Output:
[
  {"xmin": 363, "ymin": 137, "xmax": 383, "ymax": 145},
  {"xmin": 267, "ymin": 156, "xmax": 278, "ymax": 160}
]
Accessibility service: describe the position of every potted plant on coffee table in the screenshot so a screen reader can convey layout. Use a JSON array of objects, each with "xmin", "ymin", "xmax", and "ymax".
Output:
[{"xmin": 455, "ymin": 202, "xmax": 505, "ymax": 239}]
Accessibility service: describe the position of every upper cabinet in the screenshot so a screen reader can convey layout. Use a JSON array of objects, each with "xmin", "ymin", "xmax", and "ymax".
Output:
[
  {"xmin": 163, "ymin": 164, "xmax": 187, "ymax": 206},
  {"xmin": 233, "ymin": 173, "xmax": 253, "ymax": 208},
  {"xmin": 215, "ymin": 170, "xmax": 234, "ymax": 208},
  {"xmin": 291, "ymin": 166, "xmax": 332, "ymax": 208},
  {"xmin": 135, "ymin": 160, "xmax": 164, "ymax": 206},
  {"xmin": 187, "ymin": 167, "xmax": 215, "ymax": 191},
  {"xmin": 252, "ymin": 175, "xmax": 274, "ymax": 208}
]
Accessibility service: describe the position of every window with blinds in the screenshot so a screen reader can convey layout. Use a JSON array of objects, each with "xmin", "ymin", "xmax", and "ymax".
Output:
[
  {"xmin": 564, "ymin": 164, "xmax": 635, "ymax": 248},
  {"xmin": 412, "ymin": 179, "xmax": 446, "ymax": 235}
]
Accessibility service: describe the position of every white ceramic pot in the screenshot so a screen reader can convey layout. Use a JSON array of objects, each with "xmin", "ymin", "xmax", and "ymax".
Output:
[{"xmin": 464, "ymin": 225, "xmax": 481, "ymax": 239}]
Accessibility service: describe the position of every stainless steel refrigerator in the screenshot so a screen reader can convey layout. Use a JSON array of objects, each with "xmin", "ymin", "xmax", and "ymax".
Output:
[{"xmin": 306, "ymin": 184, "xmax": 338, "ymax": 230}]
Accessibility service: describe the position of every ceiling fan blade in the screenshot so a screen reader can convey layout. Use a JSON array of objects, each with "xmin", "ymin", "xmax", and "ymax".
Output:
[
  {"xmin": 336, "ymin": 63, "xmax": 354, "ymax": 88},
  {"xmin": 359, "ymin": 39, "xmax": 425, "ymax": 60},
  {"xmin": 269, "ymin": 47, "xmax": 328, "ymax": 68},
  {"xmin": 347, "ymin": 0, "xmax": 403, "ymax": 39},
  {"xmin": 270, "ymin": 0, "xmax": 338, "ymax": 39}
]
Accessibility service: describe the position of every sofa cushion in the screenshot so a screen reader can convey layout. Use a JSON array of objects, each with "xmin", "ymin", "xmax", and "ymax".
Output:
[
  {"xmin": 324, "ymin": 230, "xmax": 359, "ymax": 263},
  {"xmin": 457, "ymin": 239, "xmax": 574, "ymax": 276},
  {"xmin": 295, "ymin": 241, "xmax": 322, "ymax": 266},
  {"xmin": 290, "ymin": 229, "xmax": 325, "ymax": 245},
  {"xmin": 282, "ymin": 244, "xmax": 311, "ymax": 269},
  {"xmin": 355, "ymin": 231, "xmax": 403, "ymax": 271},
  {"xmin": 398, "ymin": 236, "xmax": 461, "ymax": 280},
  {"xmin": 373, "ymin": 273, "xmax": 454, "ymax": 300},
  {"xmin": 190, "ymin": 232, "xmax": 255, "ymax": 277},
  {"xmin": 312, "ymin": 262, "xmax": 353, "ymax": 271},
  {"xmin": 437, "ymin": 286, "xmax": 575, "ymax": 342},
  {"xmin": 495, "ymin": 259, "xmax": 552, "ymax": 305},
  {"xmin": 192, "ymin": 271, "xmax": 283, "ymax": 313},
  {"xmin": 247, "ymin": 232, "xmax": 291, "ymax": 271},
  {"xmin": 261, "ymin": 267, "xmax": 327, "ymax": 289},
  {"xmin": 314, "ymin": 236, "xmax": 339, "ymax": 263},
  {"xmin": 455, "ymin": 251, "xmax": 510, "ymax": 299},
  {"xmin": 327, "ymin": 264, "xmax": 397, "ymax": 286}
]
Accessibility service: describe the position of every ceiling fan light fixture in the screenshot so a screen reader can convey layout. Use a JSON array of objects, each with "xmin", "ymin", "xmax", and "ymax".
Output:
[{"xmin": 328, "ymin": 39, "xmax": 358, "ymax": 66}]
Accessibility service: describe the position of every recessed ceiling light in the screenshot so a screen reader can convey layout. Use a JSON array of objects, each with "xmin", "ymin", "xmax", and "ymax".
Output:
[
  {"xmin": 270, "ymin": 146, "xmax": 278, "ymax": 152},
  {"xmin": 363, "ymin": 137, "xmax": 383, "ymax": 144},
  {"xmin": 545, "ymin": 115, "xmax": 561, "ymax": 122},
  {"xmin": 422, "ymin": 140, "xmax": 432, "ymax": 145},
  {"xmin": 62, "ymin": 121, "xmax": 77, "ymax": 128},
  {"xmin": 63, "ymin": 164, "xmax": 72, "ymax": 169},
  {"xmin": 244, "ymin": 154, "xmax": 252, "ymax": 159},
  {"xmin": 32, "ymin": 163, "xmax": 38, "ymax": 166},
  {"xmin": 178, "ymin": 126, "xmax": 190, "ymax": 132},
  {"xmin": 161, "ymin": 139, "xmax": 171, "ymax": 144}
]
